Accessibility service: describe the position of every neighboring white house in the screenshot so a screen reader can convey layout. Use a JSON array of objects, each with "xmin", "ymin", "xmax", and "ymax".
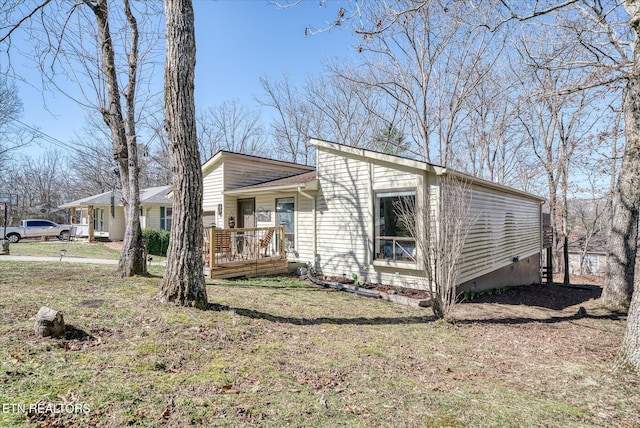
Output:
[
  {"xmin": 565, "ymin": 235, "xmax": 608, "ymax": 276},
  {"xmin": 60, "ymin": 185, "xmax": 173, "ymax": 241},
  {"xmin": 568, "ymin": 249, "xmax": 607, "ymax": 276},
  {"xmin": 201, "ymin": 139, "xmax": 545, "ymax": 292}
]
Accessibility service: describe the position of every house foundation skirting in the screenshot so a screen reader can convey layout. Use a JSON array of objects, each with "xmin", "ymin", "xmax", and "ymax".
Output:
[
  {"xmin": 209, "ymin": 258, "xmax": 288, "ymax": 279},
  {"xmin": 458, "ymin": 253, "xmax": 542, "ymax": 293}
]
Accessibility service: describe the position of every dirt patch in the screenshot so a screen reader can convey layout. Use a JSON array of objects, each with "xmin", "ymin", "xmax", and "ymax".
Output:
[
  {"xmin": 462, "ymin": 283, "xmax": 602, "ymax": 310},
  {"xmin": 101, "ymin": 241, "xmax": 123, "ymax": 251}
]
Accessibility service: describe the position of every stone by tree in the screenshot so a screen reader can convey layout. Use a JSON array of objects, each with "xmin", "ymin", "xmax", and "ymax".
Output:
[{"xmin": 34, "ymin": 306, "xmax": 65, "ymax": 338}]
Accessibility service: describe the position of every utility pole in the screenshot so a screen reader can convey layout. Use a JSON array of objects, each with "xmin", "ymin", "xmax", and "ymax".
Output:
[{"xmin": 0, "ymin": 193, "xmax": 19, "ymax": 255}]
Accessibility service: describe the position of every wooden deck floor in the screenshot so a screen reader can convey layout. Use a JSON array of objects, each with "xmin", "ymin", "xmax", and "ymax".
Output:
[{"xmin": 205, "ymin": 225, "xmax": 288, "ymax": 279}]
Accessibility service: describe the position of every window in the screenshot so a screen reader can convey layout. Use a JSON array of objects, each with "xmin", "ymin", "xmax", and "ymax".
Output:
[
  {"xmin": 160, "ymin": 207, "xmax": 173, "ymax": 231},
  {"xmin": 375, "ymin": 190, "xmax": 416, "ymax": 262},
  {"xmin": 584, "ymin": 253, "xmax": 600, "ymax": 273},
  {"xmin": 139, "ymin": 208, "xmax": 146, "ymax": 229},
  {"xmin": 93, "ymin": 208, "xmax": 105, "ymax": 231},
  {"xmin": 25, "ymin": 220, "xmax": 54, "ymax": 227},
  {"xmin": 276, "ymin": 197, "xmax": 295, "ymax": 249}
]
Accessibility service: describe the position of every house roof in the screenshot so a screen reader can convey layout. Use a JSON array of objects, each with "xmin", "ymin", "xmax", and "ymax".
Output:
[
  {"xmin": 201, "ymin": 150, "xmax": 315, "ymax": 176},
  {"xmin": 60, "ymin": 185, "xmax": 173, "ymax": 208},
  {"xmin": 311, "ymin": 138, "xmax": 546, "ymax": 202},
  {"xmin": 224, "ymin": 171, "xmax": 317, "ymax": 195}
]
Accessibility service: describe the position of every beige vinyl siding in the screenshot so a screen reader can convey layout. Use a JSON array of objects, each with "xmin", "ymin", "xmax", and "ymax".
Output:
[
  {"xmin": 296, "ymin": 195, "xmax": 315, "ymax": 263},
  {"xmin": 203, "ymin": 163, "xmax": 224, "ymax": 212},
  {"xmin": 222, "ymin": 194, "xmax": 236, "ymax": 228},
  {"xmin": 314, "ymin": 140, "xmax": 541, "ymax": 290},
  {"xmin": 144, "ymin": 206, "xmax": 163, "ymax": 230},
  {"xmin": 255, "ymin": 195, "xmax": 276, "ymax": 228},
  {"xmin": 316, "ymin": 149, "xmax": 371, "ymax": 276},
  {"xmin": 109, "ymin": 206, "xmax": 126, "ymax": 241},
  {"xmin": 457, "ymin": 183, "xmax": 541, "ymax": 284},
  {"xmin": 223, "ymin": 158, "xmax": 311, "ymax": 190},
  {"xmin": 372, "ymin": 162, "xmax": 421, "ymax": 189}
]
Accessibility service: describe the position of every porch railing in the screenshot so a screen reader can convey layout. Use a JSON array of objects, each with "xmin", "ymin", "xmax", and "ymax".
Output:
[{"xmin": 204, "ymin": 224, "xmax": 286, "ymax": 268}]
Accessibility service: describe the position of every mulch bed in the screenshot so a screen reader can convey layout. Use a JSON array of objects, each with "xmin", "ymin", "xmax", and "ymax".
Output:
[{"xmin": 307, "ymin": 274, "xmax": 605, "ymax": 310}]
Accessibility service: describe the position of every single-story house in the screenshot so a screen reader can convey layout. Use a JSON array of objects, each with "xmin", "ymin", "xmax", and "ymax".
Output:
[
  {"xmin": 203, "ymin": 139, "xmax": 545, "ymax": 292},
  {"xmin": 567, "ymin": 240, "xmax": 607, "ymax": 276},
  {"xmin": 568, "ymin": 250, "xmax": 606, "ymax": 276},
  {"xmin": 60, "ymin": 185, "xmax": 173, "ymax": 241}
]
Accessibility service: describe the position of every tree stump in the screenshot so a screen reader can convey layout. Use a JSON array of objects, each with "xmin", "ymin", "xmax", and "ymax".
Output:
[{"xmin": 34, "ymin": 307, "xmax": 65, "ymax": 338}]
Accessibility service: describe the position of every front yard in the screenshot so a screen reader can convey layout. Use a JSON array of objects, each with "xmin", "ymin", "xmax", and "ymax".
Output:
[{"xmin": 0, "ymin": 261, "xmax": 637, "ymax": 427}]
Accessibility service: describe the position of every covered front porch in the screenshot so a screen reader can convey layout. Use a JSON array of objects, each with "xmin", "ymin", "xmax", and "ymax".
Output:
[{"xmin": 204, "ymin": 224, "xmax": 289, "ymax": 279}]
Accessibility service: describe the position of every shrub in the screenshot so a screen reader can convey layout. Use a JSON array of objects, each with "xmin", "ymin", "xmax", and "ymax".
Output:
[{"xmin": 143, "ymin": 229, "xmax": 170, "ymax": 256}]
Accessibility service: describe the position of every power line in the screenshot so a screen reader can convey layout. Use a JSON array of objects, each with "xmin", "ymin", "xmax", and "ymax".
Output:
[{"xmin": 7, "ymin": 116, "xmax": 110, "ymax": 164}]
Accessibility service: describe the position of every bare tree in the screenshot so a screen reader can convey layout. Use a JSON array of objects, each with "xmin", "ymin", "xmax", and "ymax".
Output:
[
  {"xmin": 83, "ymin": 0, "xmax": 147, "ymax": 276},
  {"xmin": 568, "ymin": 197, "xmax": 609, "ymax": 275},
  {"xmin": 395, "ymin": 174, "xmax": 476, "ymax": 318},
  {"xmin": 3, "ymin": 150, "xmax": 71, "ymax": 223},
  {"xmin": 158, "ymin": 0, "xmax": 208, "ymax": 309},
  {"xmin": 143, "ymin": 107, "xmax": 174, "ymax": 186},
  {"xmin": 259, "ymin": 74, "xmax": 317, "ymax": 164},
  {"xmin": 492, "ymin": 0, "xmax": 640, "ymax": 375},
  {"xmin": 0, "ymin": 0, "xmax": 164, "ymax": 276},
  {"xmin": 304, "ymin": 72, "xmax": 390, "ymax": 150},
  {"xmin": 452, "ymin": 60, "xmax": 532, "ymax": 187},
  {"xmin": 337, "ymin": 0, "xmax": 504, "ymax": 165},
  {"xmin": 0, "ymin": 77, "xmax": 32, "ymax": 159},
  {"xmin": 513, "ymin": 26, "xmax": 604, "ymax": 284},
  {"xmin": 197, "ymin": 99, "xmax": 267, "ymax": 161},
  {"xmin": 260, "ymin": 72, "xmax": 407, "ymax": 163}
]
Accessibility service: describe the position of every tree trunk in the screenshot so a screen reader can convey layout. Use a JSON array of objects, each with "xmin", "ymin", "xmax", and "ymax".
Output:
[
  {"xmin": 602, "ymin": 71, "xmax": 640, "ymax": 310},
  {"xmin": 158, "ymin": 0, "xmax": 208, "ymax": 309},
  {"xmin": 613, "ymin": 2, "xmax": 640, "ymax": 373},
  {"xmin": 88, "ymin": 0, "xmax": 145, "ymax": 276},
  {"xmin": 624, "ymin": 283, "xmax": 640, "ymax": 371},
  {"xmin": 118, "ymin": 0, "xmax": 146, "ymax": 277},
  {"xmin": 563, "ymin": 235, "xmax": 570, "ymax": 285}
]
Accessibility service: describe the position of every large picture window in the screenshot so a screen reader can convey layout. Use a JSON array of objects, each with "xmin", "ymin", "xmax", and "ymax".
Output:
[{"xmin": 375, "ymin": 190, "xmax": 416, "ymax": 262}]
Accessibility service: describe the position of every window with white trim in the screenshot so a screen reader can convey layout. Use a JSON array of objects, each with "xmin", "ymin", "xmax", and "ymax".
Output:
[
  {"xmin": 160, "ymin": 207, "xmax": 173, "ymax": 231},
  {"xmin": 375, "ymin": 190, "xmax": 416, "ymax": 263},
  {"xmin": 93, "ymin": 208, "xmax": 105, "ymax": 231}
]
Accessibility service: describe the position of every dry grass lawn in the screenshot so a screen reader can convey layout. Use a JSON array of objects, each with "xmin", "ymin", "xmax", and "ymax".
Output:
[{"xmin": 0, "ymin": 262, "xmax": 637, "ymax": 427}]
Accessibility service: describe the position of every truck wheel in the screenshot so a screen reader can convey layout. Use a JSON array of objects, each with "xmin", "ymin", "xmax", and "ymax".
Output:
[
  {"xmin": 6, "ymin": 233, "xmax": 20, "ymax": 243},
  {"xmin": 58, "ymin": 231, "xmax": 70, "ymax": 241}
]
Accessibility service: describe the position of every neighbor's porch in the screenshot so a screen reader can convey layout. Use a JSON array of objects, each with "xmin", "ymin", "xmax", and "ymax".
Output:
[{"xmin": 203, "ymin": 224, "xmax": 289, "ymax": 279}]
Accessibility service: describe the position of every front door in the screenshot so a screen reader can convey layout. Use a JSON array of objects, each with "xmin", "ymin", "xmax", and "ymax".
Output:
[{"xmin": 237, "ymin": 198, "xmax": 255, "ymax": 229}]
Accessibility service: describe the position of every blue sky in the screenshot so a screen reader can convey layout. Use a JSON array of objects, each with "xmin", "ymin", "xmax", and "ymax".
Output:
[
  {"xmin": 194, "ymin": 1, "xmax": 355, "ymax": 109},
  {"xmin": 11, "ymin": 0, "xmax": 356, "ymax": 157}
]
